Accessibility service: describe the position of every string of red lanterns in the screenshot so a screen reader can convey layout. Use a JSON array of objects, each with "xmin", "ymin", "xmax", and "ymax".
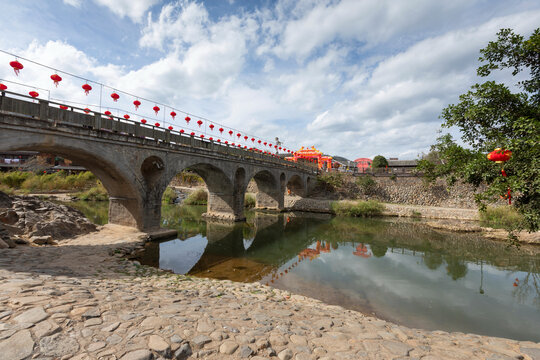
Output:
[{"xmin": 2, "ymin": 53, "xmax": 300, "ymax": 154}]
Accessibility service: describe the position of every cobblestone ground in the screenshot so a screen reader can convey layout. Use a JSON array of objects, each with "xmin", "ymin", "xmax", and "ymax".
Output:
[{"xmin": 1, "ymin": 225, "xmax": 539, "ymax": 360}]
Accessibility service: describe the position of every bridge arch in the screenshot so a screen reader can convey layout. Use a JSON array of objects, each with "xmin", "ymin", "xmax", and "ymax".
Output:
[
  {"xmin": 249, "ymin": 169, "xmax": 283, "ymax": 210},
  {"xmin": 165, "ymin": 161, "xmax": 245, "ymax": 221},
  {"xmin": 286, "ymin": 174, "xmax": 305, "ymax": 196},
  {"xmin": 0, "ymin": 133, "xmax": 147, "ymax": 229}
]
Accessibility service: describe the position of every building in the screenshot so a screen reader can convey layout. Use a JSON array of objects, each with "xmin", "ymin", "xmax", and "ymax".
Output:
[{"xmin": 387, "ymin": 159, "xmax": 418, "ymax": 173}]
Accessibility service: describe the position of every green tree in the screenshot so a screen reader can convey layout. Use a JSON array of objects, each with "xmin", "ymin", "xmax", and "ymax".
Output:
[
  {"xmin": 418, "ymin": 28, "xmax": 540, "ymax": 233},
  {"xmin": 372, "ymin": 155, "xmax": 388, "ymax": 169}
]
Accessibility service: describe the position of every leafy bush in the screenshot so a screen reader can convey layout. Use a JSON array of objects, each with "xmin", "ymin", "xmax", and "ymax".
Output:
[
  {"xmin": 0, "ymin": 171, "xmax": 31, "ymax": 187},
  {"xmin": 162, "ymin": 187, "xmax": 178, "ymax": 204},
  {"xmin": 317, "ymin": 173, "xmax": 344, "ymax": 190},
  {"xmin": 244, "ymin": 193, "xmax": 256, "ymax": 208},
  {"xmin": 184, "ymin": 189, "xmax": 208, "ymax": 205},
  {"xmin": 331, "ymin": 200, "xmax": 385, "ymax": 217},
  {"xmin": 356, "ymin": 176, "xmax": 377, "ymax": 193},
  {"xmin": 479, "ymin": 206, "xmax": 524, "ymax": 229},
  {"xmin": 76, "ymin": 183, "xmax": 108, "ymax": 201}
]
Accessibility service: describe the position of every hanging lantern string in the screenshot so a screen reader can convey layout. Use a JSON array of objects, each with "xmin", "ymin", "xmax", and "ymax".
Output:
[
  {"xmin": 0, "ymin": 49, "xmax": 295, "ymax": 151},
  {"xmin": 0, "ymin": 78, "xmax": 51, "ymax": 93}
]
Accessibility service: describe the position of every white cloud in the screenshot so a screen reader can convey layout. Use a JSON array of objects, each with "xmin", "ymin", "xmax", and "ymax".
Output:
[
  {"xmin": 93, "ymin": 0, "xmax": 160, "ymax": 23},
  {"xmin": 63, "ymin": 0, "xmax": 82, "ymax": 8}
]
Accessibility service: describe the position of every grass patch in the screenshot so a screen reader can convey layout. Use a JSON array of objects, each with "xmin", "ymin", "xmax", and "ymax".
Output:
[
  {"xmin": 184, "ymin": 188, "xmax": 208, "ymax": 205},
  {"xmin": 162, "ymin": 187, "xmax": 178, "ymax": 204},
  {"xmin": 479, "ymin": 206, "xmax": 524, "ymax": 229},
  {"xmin": 244, "ymin": 193, "xmax": 256, "ymax": 208},
  {"xmin": 331, "ymin": 200, "xmax": 385, "ymax": 217},
  {"xmin": 75, "ymin": 182, "xmax": 108, "ymax": 201},
  {"xmin": 0, "ymin": 171, "xmax": 98, "ymax": 192}
]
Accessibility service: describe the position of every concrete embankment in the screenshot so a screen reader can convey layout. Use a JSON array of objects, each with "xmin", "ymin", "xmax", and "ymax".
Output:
[{"xmin": 1, "ymin": 225, "xmax": 539, "ymax": 359}]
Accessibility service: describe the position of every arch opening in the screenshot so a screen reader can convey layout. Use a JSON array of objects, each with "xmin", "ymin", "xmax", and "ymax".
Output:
[
  {"xmin": 249, "ymin": 170, "xmax": 284, "ymax": 210},
  {"xmin": 287, "ymin": 174, "xmax": 305, "ymax": 197}
]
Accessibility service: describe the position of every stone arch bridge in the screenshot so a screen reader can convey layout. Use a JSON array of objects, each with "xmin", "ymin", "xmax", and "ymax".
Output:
[{"xmin": 0, "ymin": 92, "xmax": 318, "ymax": 231}]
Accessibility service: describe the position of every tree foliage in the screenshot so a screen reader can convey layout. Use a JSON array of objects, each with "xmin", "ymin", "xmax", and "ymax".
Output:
[
  {"xmin": 417, "ymin": 28, "xmax": 540, "ymax": 232},
  {"xmin": 372, "ymin": 155, "xmax": 388, "ymax": 169}
]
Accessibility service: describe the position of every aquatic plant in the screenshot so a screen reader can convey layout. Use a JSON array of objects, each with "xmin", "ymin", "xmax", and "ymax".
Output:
[{"xmin": 331, "ymin": 200, "xmax": 385, "ymax": 217}]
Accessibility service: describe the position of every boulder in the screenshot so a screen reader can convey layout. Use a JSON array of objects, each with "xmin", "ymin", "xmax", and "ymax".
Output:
[
  {"xmin": 0, "ymin": 209, "xmax": 18, "ymax": 224},
  {"xmin": 0, "ymin": 191, "xmax": 12, "ymax": 209}
]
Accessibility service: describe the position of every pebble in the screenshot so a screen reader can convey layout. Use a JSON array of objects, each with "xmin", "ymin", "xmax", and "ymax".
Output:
[{"xmin": 219, "ymin": 340, "xmax": 239, "ymax": 354}]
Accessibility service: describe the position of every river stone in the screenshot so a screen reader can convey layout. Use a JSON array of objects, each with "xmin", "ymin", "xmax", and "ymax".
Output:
[
  {"xmin": 239, "ymin": 344, "xmax": 253, "ymax": 358},
  {"xmin": 101, "ymin": 321, "xmax": 120, "ymax": 332},
  {"xmin": 39, "ymin": 333, "xmax": 80, "ymax": 357},
  {"xmin": 14, "ymin": 306, "xmax": 48, "ymax": 324},
  {"xmin": 120, "ymin": 349, "xmax": 153, "ymax": 360},
  {"xmin": 520, "ymin": 347, "xmax": 540, "ymax": 359},
  {"xmin": 174, "ymin": 343, "xmax": 192, "ymax": 360},
  {"xmin": 382, "ymin": 340, "xmax": 413, "ymax": 356},
  {"xmin": 0, "ymin": 329, "xmax": 34, "ymax": 360},
  {"xmin": 148, "ymin": 334, "xmax": 170, "ymax": 357},
  {"xmin": 81, "ymin": 307, "xmax": 101, "ymax": 319},
  {"xmin": 278, "ymin": 348, "xmax": 294, "ymax": 360},
  {"xmin": 87, "ymin": 341, "xmax": 106, "ymax": 352},
  {"xmin": 219, "ymin": 340, "xmax": 239, "ymax": 354},
  {"xmin": 191, "ymin": 334, "xmax": 211, "ymax": 349},
  {"xmin": 33, "ymin": 320, "xmax": 60, "ymax": 339}
]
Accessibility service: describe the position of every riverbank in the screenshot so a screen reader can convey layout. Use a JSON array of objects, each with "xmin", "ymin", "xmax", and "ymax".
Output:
[{"xmin": 1, "ymin": 225, "xmax": 539, "ymax": 360}]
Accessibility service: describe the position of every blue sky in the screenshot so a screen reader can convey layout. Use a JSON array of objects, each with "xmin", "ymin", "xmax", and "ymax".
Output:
[{"xmin": 1, "ymin": 0, "xmax": 539, "ymax": 159}]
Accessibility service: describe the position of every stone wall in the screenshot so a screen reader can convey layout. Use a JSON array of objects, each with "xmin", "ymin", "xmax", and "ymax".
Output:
[{"xmin": 360, "ymin": 177, "xmax": 484, "ymax": 209}]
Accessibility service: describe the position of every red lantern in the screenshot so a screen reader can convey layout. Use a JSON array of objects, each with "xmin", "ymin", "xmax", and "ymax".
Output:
[
  {"xmin": 269, "ymin": 143, "xmax": 272, "ymax": 147},
  {"xmin": 237, "ymin": 144, "xmax": 241, "ymax": 148},
  {"xmin": 0, "ymin": 83, "xmax": 7, "ymax": 91},
  {"xmin": 229, "ymin": 130, "xmax": 233, "ymax": 136},
  {"xmin": 200, "ymin": 134, "xmax": 205, "ymax": 138},
  {"xmin": 153, "ymin": 106, "xmax": 160, "ymax": 115},
  {"xmin": 237, "ymin": 133, "xmax": 241, "ymax": 138},
  {"xmin": 29, "ymin": 91, "xmax": 39, "ymax": 98},
  {"xmin": 10, "ymin": 60, "xmax": 23, "ymax": 76},
  {"xmin": 487, "ymin": 148, "xmax": 512, "ymax": 163},
  {"xmin": 244, "ymin": 135, "xmax": 248, "ymax": 141},
  {"xmin": 168, "ymin": 126, "xmax": 173, "ymax": 130},
  {"xmin": 82, "ymin": 83, "xmax": 92, "ymax": 95},
  {"xmin": 133, "ymin": 100, "xmax": 141, "ymax": 110},
  {"xmin": 209, "ymin": 137, "xmax": 213, "ymax": 141},
  {"xmin": 84, "ymin": 108, "xmax": 91, "ymax": 114},
  {"xmin": 487, "ymin": 148, "xmax": 513, "ymax": 205},
  {"xmin": 225, "ymin": 141, "xmax": 228, "ymax": 144},
  {"xmin": 258, "ymin": 140, "xmax": 261, "ymax": 144},
  {"xmin": 217, "ymin": 139, "xmax": 221, "ymax": 142},
  {"xmin": 197, "ymin": 120, "xmax": 203, "ymax": 127},
  {"xmin": 274, "ymin": 145, "xmax": 278, "ymax": 148},
  {"xmin": 111, "ymin": 92, "xmax": 120, "ymax": 102},
  {"xmin": 190, "ymin": 132, "xmax": 195, "ymax": 136},
  {"xmin": 50, "ymin": 74, "xmax": 62, "ymax": 87},
  {"xmin": 123, "ymin": 114, "xmax": 130, "ymax": 120},
  {"xmin": 104, "ymin": 110, "xmax": 112, "ymax": 116},
  {"xmin": 185, "ymin": 116, "xmax": 191, "ymax": 124},
  {"xmin": 60, "ymin": 105, "xmax": 68, "ymax": 110},
  {"xmin": 251, "ymin": 138, "xmax": 255, "ymax": 142},
  {"xmin": 209, "ymin": 124, "xmax": 215, "ymax": 130},
  {"xmin": 141, "ymin": 119, "xmax": 147, "ymax": 124},
  {"xmin": 219, "ymin": 127, "xmax": 224, "ymax": 134},
  {"xmin": 264, "ymin": 142, "xmax": 267, "ymax": 146},
  {"xmin": 232, "ymin": 143, "xmax": 235, "ymax": 146},
  {"xmin": 180, "ymin": 129, "xmax": 184, "ymax": 133},
  {"xmin": 155, "ymin": 122, "xmax": 160, "ymax": 127},
  {"xmin": 279, "ymin": 147, "xmax": 282, "ymax": 150},
  {"xmin": 170, "ymin": 111, "xmax": 176, "ymax": 120},
  {"xmin": 244, "ymin": 146, "xmax": 247, "ymax": 149}
]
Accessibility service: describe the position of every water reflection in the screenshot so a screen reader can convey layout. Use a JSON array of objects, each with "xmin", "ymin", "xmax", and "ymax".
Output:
[{"xmin": 67, "ymin": 200, "xmax": 540, "ymax": 342}]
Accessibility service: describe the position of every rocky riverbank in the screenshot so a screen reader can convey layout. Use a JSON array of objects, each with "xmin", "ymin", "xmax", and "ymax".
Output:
[
  {"xmin": 0, "ymin": 191, "xmax": 97, "ymax": 248},
  {"xmin": 1, "ymin": 225, "xmax": 540, "ymax": 360}
]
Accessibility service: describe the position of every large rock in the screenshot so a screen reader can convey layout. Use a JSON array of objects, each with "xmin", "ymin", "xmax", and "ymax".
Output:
[
  {"xmin": 0, "ymin": 191, "xmax": 12, "ymax": 209},
  {"xmin": 0, "ymin": 330, "xmax": 35, "ymax": 360},
  {"xmin": 13, "ymin": 306, "xmax": 48, "ymax": 325},
  {"xmin": 39, "ymin": 333, "xmax": 80, "ymax": 357}
]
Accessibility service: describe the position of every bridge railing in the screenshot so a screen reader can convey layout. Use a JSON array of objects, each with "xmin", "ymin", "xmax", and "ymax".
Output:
[{"xmin": 0, "ymin": 90, "xmax": 319, "ymax": 173}]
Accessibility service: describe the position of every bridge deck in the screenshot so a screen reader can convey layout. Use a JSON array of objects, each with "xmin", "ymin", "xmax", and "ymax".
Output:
[{"xmin": 0, "ymin": 91, "xmax": 317, "ymax": 174}]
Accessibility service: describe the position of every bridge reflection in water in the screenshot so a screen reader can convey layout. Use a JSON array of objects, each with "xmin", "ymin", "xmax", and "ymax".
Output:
[{"xmin": 131, "ymin": 207, "xmax": 540, "ymax": 342}]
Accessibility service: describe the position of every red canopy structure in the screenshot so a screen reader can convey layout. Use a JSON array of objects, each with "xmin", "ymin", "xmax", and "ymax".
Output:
[
  {"xmin": 354, "ymin": 158, "xmax": 372, "ymax": 173},
  {"xmin": 285, "ymin": 146, "xmax": 332, "ymax": 170}
]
